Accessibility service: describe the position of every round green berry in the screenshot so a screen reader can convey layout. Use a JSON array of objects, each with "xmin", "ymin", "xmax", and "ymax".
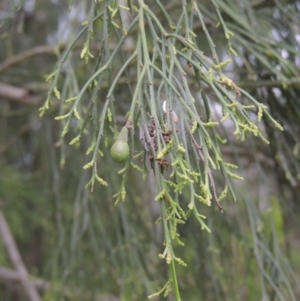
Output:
[{"xmin": 110, "ymin": 140, "xmax": 130, "ymax": 163}]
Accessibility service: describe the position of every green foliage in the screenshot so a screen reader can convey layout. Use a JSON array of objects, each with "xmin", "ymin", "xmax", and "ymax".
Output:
[{"xmin": 38, "ymin": 1, "xmax": 291, "ymax": 297}]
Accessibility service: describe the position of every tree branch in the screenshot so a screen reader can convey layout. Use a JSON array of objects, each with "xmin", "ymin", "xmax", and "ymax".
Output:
[
  {"xmin": 0, "ymin": 82, "xmax": 41, "ymax": 105},
  {"xmin": 0, "ymin": 45, "xmax": 63, "ymax": 73},
  {"xmin": 0, "ymin": 266, "xmax": 50, "ymax": 291},
  {"xmin": 0, "ymin": 210, "xmax": 41, "ymax": 301}
]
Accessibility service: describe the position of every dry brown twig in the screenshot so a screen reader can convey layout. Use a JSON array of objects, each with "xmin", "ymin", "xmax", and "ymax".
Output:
[
  {"xmin": 0, "ymin": 266, "xmax": 50, "ymax": 291},
  {"xmin": 0, "ymin": 82, "xmax": 41, "ymax": 105},
  {"xmin": 0, "ymin": 210, "xmax": 41, "ymax": 301}
]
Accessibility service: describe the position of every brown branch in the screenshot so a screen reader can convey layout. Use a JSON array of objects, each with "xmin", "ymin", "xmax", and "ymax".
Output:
[
  {"xmin": 0, "ymin": 45, "xmax": 63, "ymax": 73},
  {"xmin": 0, "ymin": 266, "xmax": 50, "ymax": 291},
  {"xmin": 0, "ymin": 210, "xmax": 41, "ymax": 301},
  {"xmin": 0, "ymin": 82, "xmax": 42, "ymax": 105}
]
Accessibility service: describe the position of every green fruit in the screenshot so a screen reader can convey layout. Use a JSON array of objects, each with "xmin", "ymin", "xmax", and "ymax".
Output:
[
  {"xmin": 110, "ymin": 126, "xmax": 130, "ymax": 163},
  {"xmin": 110, "ymin": 140, "xmax": 130, "ymax": 163}
]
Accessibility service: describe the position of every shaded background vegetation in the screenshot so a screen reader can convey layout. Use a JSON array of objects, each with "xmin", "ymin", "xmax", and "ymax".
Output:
[{"xmin": 0, "ymin": 0, "xmax": 300, "ymax": 300}]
